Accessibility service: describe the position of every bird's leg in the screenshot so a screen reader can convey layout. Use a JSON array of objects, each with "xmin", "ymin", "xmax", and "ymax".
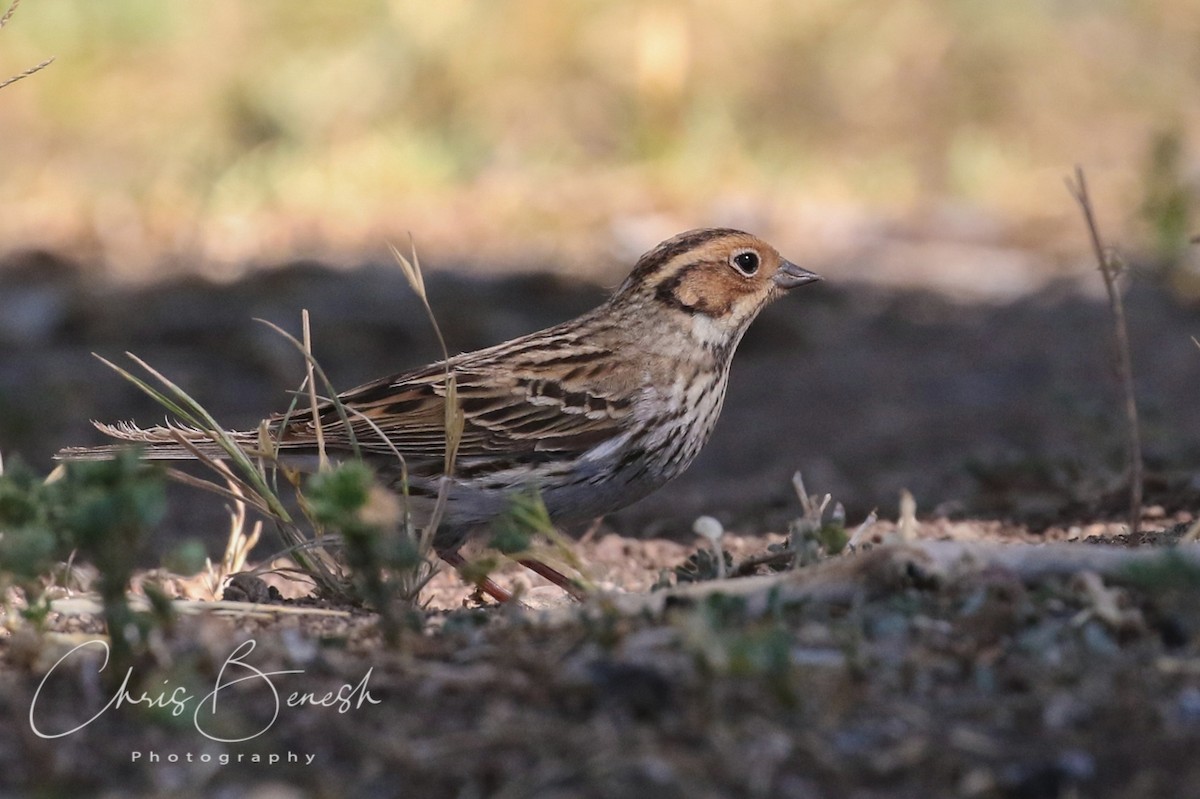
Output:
[
  {"xmin": 438, "ymin": 549, "xmax": 514, "ymax": 604},
  {"xmin": 516, "ymin": 558, "xmax": 587, "ymax": 602}
]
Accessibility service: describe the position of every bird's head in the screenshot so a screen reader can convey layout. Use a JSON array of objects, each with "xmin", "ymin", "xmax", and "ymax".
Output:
[{"xmin": 612, "ymin": 228, "xmax": 821, "ymax": 346}]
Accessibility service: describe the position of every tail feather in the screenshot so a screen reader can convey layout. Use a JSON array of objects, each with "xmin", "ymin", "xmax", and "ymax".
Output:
[{"xmin": 55, "ymin": 420, "xmax": 259, "ymax": 461}]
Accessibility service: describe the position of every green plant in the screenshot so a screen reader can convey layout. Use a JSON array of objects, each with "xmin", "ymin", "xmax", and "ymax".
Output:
[
  {"xmin": 464, "ymin": 487, "xmax": 590, "ymax": 599},
  {"xmin": 782, "ymin": 472, "xmax": 847, "ymax": 568},
  {"xmin": 307, "ymin": 461, "xmax": 427, "ymax": 643},
  {"xmin": 0, "ymin": 456, "xmax": 68, "ymax": 624},
  {"xmin": 0, "ymin": 450, "xmax": 166, "ymax": 672},
  {"xmin": 52, "ymin": 451, "xmax": 167, "ymax": 668},
  {"xmin": 658, "ymin": 473, "xmax": 851, "ymax": 587}
]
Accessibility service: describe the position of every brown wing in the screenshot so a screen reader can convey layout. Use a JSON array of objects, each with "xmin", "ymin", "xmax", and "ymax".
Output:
[{"xmin": 275, "ymin": 358, "xmax": 634, "ymax": 465}]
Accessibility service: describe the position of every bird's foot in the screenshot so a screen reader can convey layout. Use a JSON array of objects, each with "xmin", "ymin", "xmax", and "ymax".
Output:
[{"xmin": 438, "ymin": 550, "xmax": 587, "ymax": 604}]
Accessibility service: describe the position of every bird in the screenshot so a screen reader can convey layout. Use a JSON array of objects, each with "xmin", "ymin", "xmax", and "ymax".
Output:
[{"xmin": 60, "ymin": 228, "xmax": 821, "ymax": 601}]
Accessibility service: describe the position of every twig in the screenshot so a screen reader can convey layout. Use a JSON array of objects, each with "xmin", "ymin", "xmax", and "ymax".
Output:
[
  {"xmin": 0, "ymin": 57, "xmax": 52, "ymax": 91},
  {"xmin": 0, "ymin": 2, "xmax": 54, "ymax": 91},
  {"xmin": 1065, "ymin": 166, "xmax": 1142, "ymax": 536}
]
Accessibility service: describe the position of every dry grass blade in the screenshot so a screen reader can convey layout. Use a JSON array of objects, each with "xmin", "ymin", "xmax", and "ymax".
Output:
[
  {"xmin": 254, "ymin": 317, "xmax": 364, "ymax": 461},
  {"xmin": 388, "ymin": 239, "xmax": 426, "ymax": 297},
  {"xmin": 0, "ymin": 56, "xmax": 52, "ymax": 91},
  {"xmin": 388, "ymin": 238, "xmax": 446, "ymax": 358},
  {"xmin": 201, "ymin": 472, "xmax": 263, "ymax": 599},
  {"xmin": 425, "ymin": 372, "xmax": 463, "ymax": 541},
  {"xmin": 792, "ymin": 472, "xmax": 831, "ymax": 523},
  {"xmin": 214, "ymin": 467, "xmax": 264, "ymax": 580},
  {"xmin": 120, "ymin": 352, "xmax": 295, "ymax": 523},
  {"xmin": 301, "ymin": 310, "xmax": 329, "ymax": 471},
  {"xmin": 165, "ymin": 468, "xmax": 272, "ymax": 517},
  {"xmin": 388, "ymin": 239, "xmax": 461, "ymax": 554},
  {"xmin": 847, "ymin": 509, "xmax": 879, "ymax": 548},
  {"xmin": 96, "ymin": 350, "xmax": 349, "ymax": 588},
  {"xmin": 0, "ymin": 2, "xmax": 53, "ymax": 91},
  {"xmin": 94, "ymin": 353, "xmax": 203, "ymax": 428},
  {"xmin": 165, "ymin": 430, "xmax": 263, "ymax": 498},
  {"xmin": 1065, "ymin": 166, "xmax": 1143, "ymax": 536},
  {"xmin": 786, "ymin": 471, "xmax": 838, "ymax": 569},
  {"xmin": 0, "ymin": 0, "xmax": 21, "ymax": 29},
  {"xmin": 1181, "ymin": 517, "xmax": 1200, "ymax": 543}
]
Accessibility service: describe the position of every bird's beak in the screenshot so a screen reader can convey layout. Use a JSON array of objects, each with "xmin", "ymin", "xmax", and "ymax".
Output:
[{"xmin": 773, "ymin": 260, "xmax": 822, "ymax": 290}]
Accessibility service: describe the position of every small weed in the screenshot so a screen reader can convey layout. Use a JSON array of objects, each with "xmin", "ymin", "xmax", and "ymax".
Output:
[
  {"xmin": 785, "ymin": 472, "xmax": 847, "ymax": 568},
  {"xmin": 0, "ymin": 450, "xmax": 166, "ymax": 673},
  {"xmin": 307, "ymin": 461, "xmax": 427, "ymax": 643},
  {"xmin": 673, "ymin": 548, "xmax": 734, "ymax": 585},
  {"xmin": 489, "ymin": 491, "xmax": 542, "ymax": 555},
  {"xmin": 53, "ymin": 451, "xmax": 167, "ymax": 670},
  {"xmin": 0, "ymin": 457, "xmax": 68, "ymax": 624},
  {"xmin": 464, "ymin": 487, "xmax": 589, "ymax": 596},
  {"xmin": 661, "ymin": 472, "xmax": 849, "ymax": 586}
]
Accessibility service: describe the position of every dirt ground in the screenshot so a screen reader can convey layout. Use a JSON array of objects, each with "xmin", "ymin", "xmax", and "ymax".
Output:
[
  {"xmin": 7, "ymin": 522, "xmax": 1200, "ymax": 798},
  {"xmin": 4, "ymin": 245, "xmax": 1200, "ymax": 797}
]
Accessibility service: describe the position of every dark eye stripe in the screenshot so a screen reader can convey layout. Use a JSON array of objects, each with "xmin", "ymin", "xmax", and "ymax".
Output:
[{"xmin": 653, "ymin": 263, "xmax": 700, "ymax": 315}]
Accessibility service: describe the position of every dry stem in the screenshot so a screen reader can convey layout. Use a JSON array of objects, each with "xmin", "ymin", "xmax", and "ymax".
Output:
[
  {"xmin": 0, "ymin": 1, "xmax": 53, "ymax": 91},
  {"xmin": 1065, "ymin": 166, "xmax": 1142, "ymax": 536}
]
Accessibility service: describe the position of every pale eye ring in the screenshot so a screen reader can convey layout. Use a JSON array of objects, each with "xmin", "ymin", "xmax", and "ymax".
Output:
[{"xmin": 731, "ymin": 250, "xmax": 760, "ymax": 276}]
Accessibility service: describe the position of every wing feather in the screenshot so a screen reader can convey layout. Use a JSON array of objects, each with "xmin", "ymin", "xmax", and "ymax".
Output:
[{"xmin": 273, "ymin": 342, "xmax": 635, "ymax": 467}]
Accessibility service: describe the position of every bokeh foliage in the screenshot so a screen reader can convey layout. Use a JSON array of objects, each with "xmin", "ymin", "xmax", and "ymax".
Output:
[{"xmin": 0, "ymin": 0, "xmax": 1197, "ymax": 271}]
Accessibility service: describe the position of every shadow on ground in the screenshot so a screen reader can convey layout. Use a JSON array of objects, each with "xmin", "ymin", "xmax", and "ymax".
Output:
[{"xmin": 2, "ymin": 249, "xmax": 1199, "ymax": 554}]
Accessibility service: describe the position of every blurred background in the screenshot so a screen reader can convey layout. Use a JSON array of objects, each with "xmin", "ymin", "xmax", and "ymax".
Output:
[
  {"xmin": 2, "ymin": 0, "xmax": 1200, "ymax": 540},
  {"xmin": 1, "ymin": 0, "xmax": 1198, "ymax": 278}
]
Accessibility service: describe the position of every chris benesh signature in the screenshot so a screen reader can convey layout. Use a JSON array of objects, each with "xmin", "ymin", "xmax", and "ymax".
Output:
[{"xmin": 29, "ymin": 639, "xmax": 380, "ymax": 743}]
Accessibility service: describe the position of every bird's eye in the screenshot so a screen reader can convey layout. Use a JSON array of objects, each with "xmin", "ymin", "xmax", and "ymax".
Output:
[{"xmin": 731, "ymin": 251, "xmax": 760, "ymax": 275}]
